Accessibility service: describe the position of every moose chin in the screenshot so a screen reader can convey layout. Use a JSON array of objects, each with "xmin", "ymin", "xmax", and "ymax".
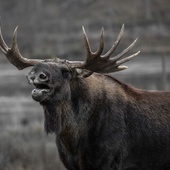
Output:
[{"xmin": 0, "ymin": 24, "xmax": 170, "ymax": 170}]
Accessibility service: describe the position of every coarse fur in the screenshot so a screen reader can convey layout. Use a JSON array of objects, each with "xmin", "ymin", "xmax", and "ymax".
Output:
[
  {"xmin": 27, "ymin": 62, "xmax": 170, "ymax": 170},
  {"xmin": 1, "ymin": 23, "xmax": 169, "ymax": 170}
]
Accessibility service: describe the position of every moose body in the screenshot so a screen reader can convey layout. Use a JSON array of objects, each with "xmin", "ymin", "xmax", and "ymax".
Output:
[
  {"xmin": 36, "ymin": 66, "xmax": 170, "ymax": 170},
  {"xmin": 1, "ymin": 24, "xmax": 170, "ymax": 170}
]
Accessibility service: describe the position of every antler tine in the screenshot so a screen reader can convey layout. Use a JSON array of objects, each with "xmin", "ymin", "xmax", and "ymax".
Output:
[
  {"xmin": 82, "ymin": 26, "xmax": 105, "ymax": 58},
  {"xmin": 11, "ymin": 26, "xmax": 22, "ymax": 56},
  {"xmin": 82, "ymin": 26, "xmax": 93, "ymax": 58},
  {"xmin": 94, "ymin": 27, "xmax": 104, "ymax": 56},
  {"xmin": 0, "ymin": 26, "xmax": 43, "ymax": 70},
  {"xmin": 110, "ymin": 38, "xmax": 138, "ymax": 62},
  {"xmin": 102, "ymin": 24, "xmax": 124, "ymax": 59},
  {"xmin": 0, "ymin": 27, "xmax": 9, "ymax": 53},
  {"xmin": 98, "ymin": 50, "xmax": 140, "ymax": 73},
  {"xmin": 116, "ymin": 51, "xmax": 140, "ymax": 66}
]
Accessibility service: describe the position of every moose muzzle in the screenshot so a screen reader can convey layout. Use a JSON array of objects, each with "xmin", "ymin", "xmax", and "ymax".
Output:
[{"xmin": 26, "ymin": 71, "xmax": 52, "ymax": 102}]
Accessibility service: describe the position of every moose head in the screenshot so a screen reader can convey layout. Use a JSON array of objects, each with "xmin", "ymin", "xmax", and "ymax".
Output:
[{"xmin": 0, "ymin": 24, "xmax": 139, "ymax": 103}]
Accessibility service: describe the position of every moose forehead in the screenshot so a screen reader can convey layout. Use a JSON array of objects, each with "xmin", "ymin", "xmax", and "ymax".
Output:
[{"xmin": 29, "ymin": 62, "xmax": 70, "ymax": 74}]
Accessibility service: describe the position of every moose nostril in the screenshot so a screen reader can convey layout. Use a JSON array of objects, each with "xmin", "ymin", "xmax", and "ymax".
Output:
[
  {"xmin": 39, "ymin": 72, "xmax": 48, "ymax": 81},
  {"xmin": 26, "ymin": 74, "xmax": 35, "ymax": 84}
]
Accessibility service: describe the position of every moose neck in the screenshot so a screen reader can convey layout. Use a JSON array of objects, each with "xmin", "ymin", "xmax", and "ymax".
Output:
[
  {"xmin": 41, "ymin": 82, "xmax": 73, "ymax": 134},
  {"xmin": 41, "ymin": 77, "xmax": 91, "ymax": 135}
]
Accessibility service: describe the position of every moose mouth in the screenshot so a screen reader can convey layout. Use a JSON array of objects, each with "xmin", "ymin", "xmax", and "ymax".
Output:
[{"xmin": 32, "ymin": 83, "xmax": 52, "ymax": 102}]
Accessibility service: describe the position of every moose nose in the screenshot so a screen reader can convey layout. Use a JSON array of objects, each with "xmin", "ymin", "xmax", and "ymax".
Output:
[
  {"xmin": 38, "ymin": 72, "xmax": 48, "ymax": 82},
  {"xmin": 26, "ymin": 72, "xmax": 48, "ymax": 84}
]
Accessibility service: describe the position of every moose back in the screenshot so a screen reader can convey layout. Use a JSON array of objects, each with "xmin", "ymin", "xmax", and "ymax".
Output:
[{"xmin": 0, "ymin": 24, "xmax": 170, "ymax": 170}]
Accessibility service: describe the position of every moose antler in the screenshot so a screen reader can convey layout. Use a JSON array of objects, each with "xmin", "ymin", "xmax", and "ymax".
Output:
[
  {"xmin": 0, "ymin": 24, "xmax": 140, "ymax": 74},
  {"xmin": 67, "ymin": 24, "xmax": 140, "ymax": 73},
  {"xmin": 0, "ymin": 26, "xmax": 43, "ymax": 70}
]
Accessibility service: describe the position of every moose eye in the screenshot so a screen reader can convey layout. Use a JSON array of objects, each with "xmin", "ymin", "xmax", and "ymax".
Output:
[{"xmin": 61, "ymin": 69, "xmax": 70, "ymax": 78}]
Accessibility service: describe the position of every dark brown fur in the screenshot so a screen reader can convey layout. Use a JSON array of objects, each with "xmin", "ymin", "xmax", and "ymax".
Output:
[
  {"xmin": 1, "ymin": 23, "xmax": 169, "ymax": 169},
  {"xmin": 28, "ymin": 62, "xmax": 170, "ymax": 170}
]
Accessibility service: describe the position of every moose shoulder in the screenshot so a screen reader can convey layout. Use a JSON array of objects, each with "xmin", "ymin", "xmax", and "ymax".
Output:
[{"xmin": 0, "ymin": 24, "xmax": 170, "ymax": 170}]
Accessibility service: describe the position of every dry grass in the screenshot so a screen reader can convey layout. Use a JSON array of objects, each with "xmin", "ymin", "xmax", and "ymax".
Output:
[
  {"xmin": 0, "ymin": 128, "xmax": 65, "ymax": 170},
  {"xmin": 0, "ymin": 95, "xmax": 65, "ymax": 170}
]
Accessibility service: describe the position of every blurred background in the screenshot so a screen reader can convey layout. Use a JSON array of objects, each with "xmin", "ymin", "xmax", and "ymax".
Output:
[{"xmin": 0, "ymin": 0, "xmax": 170, "ymax": 169}]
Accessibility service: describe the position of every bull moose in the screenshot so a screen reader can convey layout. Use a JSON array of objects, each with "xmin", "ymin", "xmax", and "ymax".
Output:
[{"xmin": 0, "ymin": 24, "xmax": 170, "ymax": 170}]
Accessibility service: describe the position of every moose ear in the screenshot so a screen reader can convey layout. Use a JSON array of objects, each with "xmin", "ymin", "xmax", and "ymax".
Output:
[{"xmin": 73, "ymin": 68, "xmax": 93, "ymax": 78}]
